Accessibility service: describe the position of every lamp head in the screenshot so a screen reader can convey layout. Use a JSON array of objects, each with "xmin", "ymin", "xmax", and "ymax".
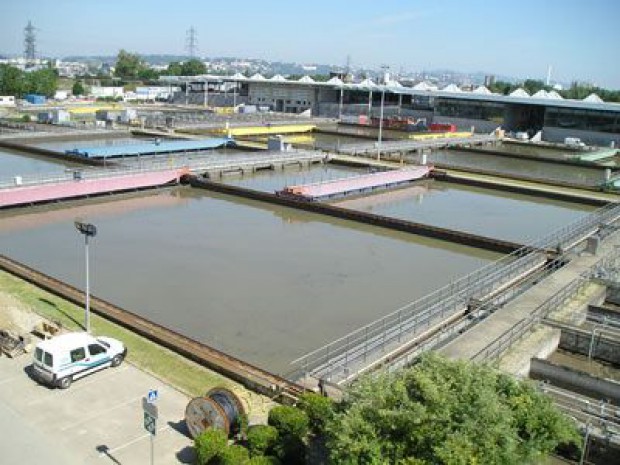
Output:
[{"xmin": 75, "ymin": 221, "xmax": 97, "ymax": 237}]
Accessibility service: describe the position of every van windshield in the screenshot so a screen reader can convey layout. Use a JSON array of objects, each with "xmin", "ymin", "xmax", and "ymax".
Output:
[{"xmin": 43, "ymin": 351, "xmax": 53, "ymax": 367}]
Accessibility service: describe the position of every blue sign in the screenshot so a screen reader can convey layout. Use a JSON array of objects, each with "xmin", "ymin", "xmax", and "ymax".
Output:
[{"xmin": 147, "ymin": 389, "xmax": 158, "ymax": 403}]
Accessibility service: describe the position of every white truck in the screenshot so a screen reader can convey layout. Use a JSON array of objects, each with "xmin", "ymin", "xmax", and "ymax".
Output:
[
  {"xmin": 564, "ymin": 137, "xmax": 587, "ymax": 148},
  {"xmin": 31, "ymin": 332, "xmax": 127, "ymax": 389}
]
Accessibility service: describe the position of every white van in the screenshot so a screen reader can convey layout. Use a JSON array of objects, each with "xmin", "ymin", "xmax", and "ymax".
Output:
[
  {"xmin": 31, "ymin": 332, "xmax": 127, "ymax": 389},
  {"xmin": 564, "ymin": 137, "xmax": 587, "ymax": 148}
]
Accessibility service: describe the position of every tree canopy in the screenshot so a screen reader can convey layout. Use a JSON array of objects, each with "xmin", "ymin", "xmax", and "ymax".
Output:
[
  {"xmin": 166, "ymin": 59, "xmax": 207, "ymax": 76},
  {"xmin": 487, "ymin": 79, "xmax": 620, "ymax": 102},
  {"xmin": 72, "ymin": 80, "xmax": 85, "ymax": 96},
  {"xmin": 114, "ymin": 49, "xmax": 148, "ymax": 79},
  {"xmin": 0, "ymin": 64, "xmax": 58, "ymax": 97},
  {"xmin": 325, "ymin": 354, "xmax": 580, "ymax": 465}
]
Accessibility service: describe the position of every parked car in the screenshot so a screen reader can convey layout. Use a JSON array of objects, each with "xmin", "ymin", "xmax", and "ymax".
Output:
[{"xmin": 31, "ymin": 332, "xmax": 127, "ymax": 389}]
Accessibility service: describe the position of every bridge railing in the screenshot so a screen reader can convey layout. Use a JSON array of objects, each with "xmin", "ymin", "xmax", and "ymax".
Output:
[
  {"xmin": 338, "ymin": 135, "xmax": 497, "ymax": 154},
  {"xmin": 0, "ymin": 150, "xmax": 327, "ymax": 189},
  {"xmin": 0, "ymin": 162, "xmax": 184, "ymax": 189},
  {"xmin": 288, "ymin": 203, "xmax": 620, "ymax": 383}
]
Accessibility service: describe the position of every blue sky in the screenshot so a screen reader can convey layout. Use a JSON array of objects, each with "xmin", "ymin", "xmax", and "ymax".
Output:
[{"xmin": 1, "ymin": 0, "xmax": 619, "ymax": 88}]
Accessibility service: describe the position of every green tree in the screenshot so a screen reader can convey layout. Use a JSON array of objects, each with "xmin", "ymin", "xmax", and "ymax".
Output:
[
  {"xmin": 137, "ymin": 67, "xmax": 159, "ymax": 81},
  {"xmin": 326, "ymin": 354, "xmax": 580, "ymax": 465},
  {"xmin": 297, "ymin": 392, "xmax": 334, "ymax": 435},
  {"xmin": 522, "ymin": 79, "xmax": 549, "ymax": 95},
  {"xmin": 166, "ymin": 61, "xmax": 183, "ymax": 76},
  {"xmin": 268, "ymin": 405, "xmax": 309, "ymax": 438},
  {"xmin": 114, "ymin": 49, "xmax": 145, "ymax": 79},
  {"xmin": 488, "ymin": 80, "xmax": 516, "ymax": 95},
  {"xmin": 24, "ymin": 68, "xmax": 58, "ymax": 97},
  {"xmin": 0, "ymin": 64, "xmax": 24, "ymax": 96},
  {"xmin": 72, "ymin": 80, "xmax": 85, "ymax": 96},
  {"xmin": 180, "ymin": 59, "xmax": 207, "ymax": 76}
]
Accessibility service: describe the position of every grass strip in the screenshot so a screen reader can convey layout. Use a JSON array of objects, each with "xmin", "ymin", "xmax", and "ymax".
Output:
[{"xmin": 0, "ymin": 270, "xmax": 237, "ymax": 397}]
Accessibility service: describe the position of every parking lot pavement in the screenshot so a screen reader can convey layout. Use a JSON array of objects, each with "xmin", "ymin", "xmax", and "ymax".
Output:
[{"xmin": 0, "ymin": 352, "xmax": 194, "ymax": 464}]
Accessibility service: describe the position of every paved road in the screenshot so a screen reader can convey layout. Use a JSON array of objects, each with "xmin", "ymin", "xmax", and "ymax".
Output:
[
  {"xmin": 0, "ymin": 353, "xmax": 193, "ymax": 464},
  {"xmin": 0, "ymin": 395, "xmax": 81, "ymax": 464}
]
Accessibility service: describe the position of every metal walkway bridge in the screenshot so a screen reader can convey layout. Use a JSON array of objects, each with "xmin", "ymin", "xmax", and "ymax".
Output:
[
  {"xmin": 288, "ymin": 202, "xmax": 620, "ymax": 386},
  {"xmin": 336, "ymin": 134, "xmax": 499, "ymax": 156}
]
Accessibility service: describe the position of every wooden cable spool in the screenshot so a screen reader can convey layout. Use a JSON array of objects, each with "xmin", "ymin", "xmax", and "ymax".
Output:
[{"xmin": 184, "ymin": 387, "xmax": 246, "ymax": 439}]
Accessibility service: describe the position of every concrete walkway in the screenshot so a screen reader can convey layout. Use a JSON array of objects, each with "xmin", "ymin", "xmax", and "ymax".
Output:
[
  {"xmin": 443, "ymin": 168, "xmax": 619, "ymax": 204},
  {"xmin": 440, "ymin": 229, "xmax": 620, "ymax": 361}
]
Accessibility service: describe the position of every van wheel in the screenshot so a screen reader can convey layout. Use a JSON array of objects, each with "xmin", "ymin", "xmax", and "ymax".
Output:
[
  {"xmin": 58, "ymin": 376, "xmax": 72, "ymax": 389},
  {"xmin": 111, "ymin": 354, "xmax": 124, "ymax": 367}
]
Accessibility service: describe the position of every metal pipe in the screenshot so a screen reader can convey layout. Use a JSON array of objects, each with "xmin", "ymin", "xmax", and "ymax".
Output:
[{"xmin": 588, "ymin": 327, "xmax": 598, "ymax": 360}]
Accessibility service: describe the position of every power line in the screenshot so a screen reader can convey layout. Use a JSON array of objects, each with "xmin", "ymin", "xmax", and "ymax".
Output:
[{"xmin": 186, "ymin": 26, "xmax": 198, "ymax": 58}]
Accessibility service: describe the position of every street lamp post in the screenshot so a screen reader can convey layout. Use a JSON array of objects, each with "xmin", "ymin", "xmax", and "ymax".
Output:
[
  {"xmin": 377, "ymin": 87, "xmax": 385, "ymax": 160},
  {"xmin": 75, "ymin": 221, "xmax": 97, "ymax": 333}
]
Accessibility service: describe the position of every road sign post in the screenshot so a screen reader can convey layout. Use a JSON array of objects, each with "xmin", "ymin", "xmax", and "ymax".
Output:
[{"xmin": 142, "ymin": 395, "xmax": 159, "ymax": 465}]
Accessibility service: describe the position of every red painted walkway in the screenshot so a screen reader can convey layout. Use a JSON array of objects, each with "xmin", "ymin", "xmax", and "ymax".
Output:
[
  {"xmin": 0, "ymin": 168, "xmax": 188, "ymax": 208},
  {"xmin": 278, "ymin": 166, "xmax": 432, "ymax": 201}
]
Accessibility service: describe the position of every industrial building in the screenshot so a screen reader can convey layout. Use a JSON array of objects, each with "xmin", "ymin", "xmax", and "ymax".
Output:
[{"xmin": 162, "ymin": 74, "xmax": 620, "ymax": 146}]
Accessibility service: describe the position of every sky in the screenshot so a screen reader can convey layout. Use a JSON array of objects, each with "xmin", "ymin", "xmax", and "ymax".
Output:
[{"xmin": 1, "ymin": 0, "xmax": 619, "ymax": 88}]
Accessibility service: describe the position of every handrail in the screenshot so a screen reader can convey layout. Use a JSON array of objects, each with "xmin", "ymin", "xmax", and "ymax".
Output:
[{"xmin": 0, "ymin": 150, "xmax": 326, "ymax": 189}]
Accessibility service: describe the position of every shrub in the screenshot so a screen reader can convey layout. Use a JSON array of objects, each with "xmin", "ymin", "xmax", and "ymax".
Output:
[
  {"xmin": 274, "ymin": 434, "xmax": 306, "ymax": 464},
  {"xmin": 194, "ymin": 428, "xmax": 228, "ymax": 465},
  {"xmin": 247, "ymin": 425, "xmax": 279, "ymax": 457},
  {"xmin": 215, "ymin": 444, "xmax": 250, "ymax": 465},
  {"xmin": 268, "ymin": 405, "xmax": 309, "ymax": 439},
  {"xmin": 247, "ymin": 456, "xmax": 281, "ymax": 465},
  {"xmin": 297, "ymin": 392, "xmax": 334, "ymax": 434}
]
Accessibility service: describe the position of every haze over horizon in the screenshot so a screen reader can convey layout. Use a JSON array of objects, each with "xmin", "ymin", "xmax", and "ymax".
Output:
[{"xmin": 1, "ymin": 0, "xmax": 619, "ymax": 89}]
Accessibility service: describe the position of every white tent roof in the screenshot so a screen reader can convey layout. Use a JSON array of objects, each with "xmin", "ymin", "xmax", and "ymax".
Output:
[
  {"xmin": 547, "ymin": 90, "xmax": 563, "ymax": 100},
  {"xmin": 387, "ymin": 80, "xmax": 403, "ymax": 88},
  {"xmin": 358, "ymin": 78, "xmax": 377, "ymax": 87},
  {"xmin": 250, "ymin": 73, "xmax": 266, "ymax": 80},
  {"xmin": 532, "ymin": 89, "xmax": 549, "ymax": 99},
  {"xmin": 472, "ymin": 85, "xmax": 491, "ymax": 95},
  {"xmin": 270, "ymin": 74, "xmax": 287, "ymax": 82},
  {"xmin": 510, "ymin": 88, "xmax": 530, "ymax": 98},
  {"xmin": 412, "ymin": 81, "xmax": 438, "ymax": 91},
  {"xmin": 583, "ymin": 93, "xmax": 604, "ymax": 103},
  {"xmin": 442, "ymin": 84, "xmax": 462, "ymax": 93},
  {"xmin": 326, "ymin": 76, "xmax": 344, "ymax": 85},
  {"xmin": 298, "ymin": 75, "xmax": 315, "ymax": 83},
  {"xmin": 231, "ymin": 73, "xmax": 246, "ymax": 80}
]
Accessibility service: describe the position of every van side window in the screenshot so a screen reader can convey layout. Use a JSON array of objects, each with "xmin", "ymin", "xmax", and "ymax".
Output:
[
  {"xmin": 44, "ymin": 352, "xmax": 53, "ymax": 367},
  {"xmin": 88, "ymin": 344, "xmax": 106, "ymax": 356},
  {"xmin": 70, "ymin": 347, "xmax": 86, "ymax": 363}
]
